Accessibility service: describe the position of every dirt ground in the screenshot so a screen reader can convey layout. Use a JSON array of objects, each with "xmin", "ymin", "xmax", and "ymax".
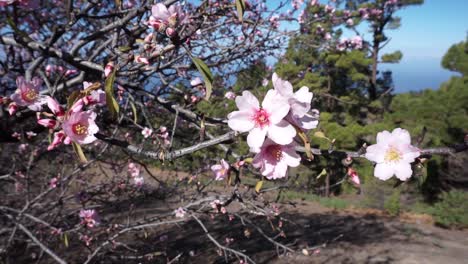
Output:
[{"xmin": 81, "ymin": 163, "xmax": 468, "ymax": 264}]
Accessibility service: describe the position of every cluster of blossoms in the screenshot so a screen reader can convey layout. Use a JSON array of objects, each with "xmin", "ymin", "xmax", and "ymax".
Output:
[
  {"xmin": 147, "ymin": 3, "xmax": 187, "ymax": 38},
  {"xmin": 128, "ymin": 162, "xmax": 144, "ymax": 187},
  {"xmin": 141, "ymin": 126, "xmax": 170, "ymax": 146},
  {"xmin": 36, "ymin": 82, "xmax": 103, "ymax": 150},
  {"xmin": 79, "ymin": 209, "xmax": 99, "ymax": 228},
  {"xmin": 336, "ymin": 36, "xmax": 363, "ymax": 51},
  {"xmin": 227, "ymin": 73, "xmax": 318, "ymax": 180}
]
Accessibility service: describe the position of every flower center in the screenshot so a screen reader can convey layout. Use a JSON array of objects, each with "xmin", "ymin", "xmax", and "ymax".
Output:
[
  {"xmin": 253, "ymin": 108, "xmax": 270, "ymax": 128},
  {"xmin": 72, "ymin": 123, "xmax": 88, "ymax": 135},
  {"xmin": 385, "ymin": 147, "xmax": 401, "ymax": 162},
  {"xmin": 267, "ymin": 145, "xmax": 283, "ymax": 161},
  {"xmin": 21, "ymin": 89, "xmax": 38, "ymax": 102}
]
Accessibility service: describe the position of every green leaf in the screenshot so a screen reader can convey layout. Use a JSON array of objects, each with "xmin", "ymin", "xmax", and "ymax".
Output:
[
  {"xmin": 72, "ymin": 142, "xmax": 87, "ymax": 163},
  {"xmin": 297, "ymin": 129, "xmax": 313, "ymax": 160},
  {"xmin": 316, "ymin": 169, "xmax": 327, "ymax": 179},
  {"xmin": 130, "ymin": 101, "xmax": 138, "ymax": 123},
  {"xmin": 235, "ymin": 0, "xmax": 246, "ymax": 22},
  {"xmin": 105, "ymin": 68, "xmax": 119, "ymax": 119},
  {"xmin": 255, "ymin": 180, "xmax": 263, "ymax": 193},
  {"xmin": 63, "ymin": 233, "xmax": 69, "ymax": 248},
  {"xmin": 192, "ymin": 57, "xmax": 213, "ymax": 100}
]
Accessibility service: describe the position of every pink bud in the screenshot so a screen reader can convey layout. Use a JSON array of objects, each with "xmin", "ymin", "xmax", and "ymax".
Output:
[
  {"xmin": 135, "ymin": 55, "xmax": 150, "ymax": 65},
  {"xmin": 8, "ymin": 103, "xmax": 17, "ymax": 115},
  {"xmin": 38, "ymin": 118, "xmax": 57, "ymax": 129},
  {"xmin": 165, "ymin": 27, "xmax": 176, "ymax": 37},
  {"xmin": 104, "ymin": 62, "xmax": 114, "ymax": 77},
  {"xmin": 47, "ymin": 96, "xmax": 65, "ymax": 117}
]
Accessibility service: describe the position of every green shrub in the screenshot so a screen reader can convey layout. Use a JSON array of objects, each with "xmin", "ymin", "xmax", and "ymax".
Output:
[
  {"xmin": 430, "ymin": 190, "xmax": 468, "ymax": 228},
  {"xmin": 384, "ymin": 190, "xmax": 401, "ymax": 216}
]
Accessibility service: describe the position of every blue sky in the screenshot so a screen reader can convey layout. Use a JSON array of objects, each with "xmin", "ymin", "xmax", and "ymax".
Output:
[{"xmin": 271, "ymin": 0, "xmax": 468, "ymax": 92}]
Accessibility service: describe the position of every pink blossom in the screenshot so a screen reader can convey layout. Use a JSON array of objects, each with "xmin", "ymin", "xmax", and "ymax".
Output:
[
  {"xmin": 211, "ymin": 159, "xmax": 230, "ymax": 181},
  {"xmin": 224, "ymin": 91, "xmax": 236, "ymax": 100},
  {"xmin": 128, "ymin": 162, "xmax": 140, "ymax": 177},
  {"xmin": 48, "ymin": 131, "xmax": 65, "ymax": 150},
  {"xmin": 104, "ymin": 62, "xmax": 114, "ymax": 77},
  {"xmin": 62, "ymin": 110, "xmax": 99, "ymax": 145},
  {"xmin": 50, "ymin": 177, "xmax": 58, "ymax": 188},
  {"xmin": 84, "ymin": 90, "xmax": 106, "ymax": 106},
  {"xmin": 272, "ymin": 73, "xmax": 312, "ymax": 118},
  {"xmin": 133, "ymin": 176, "xmax": 144, "ymax": 187},
  {"xmin": 252, "ymin": 138, "xmax": 300, "ymax": 180},
  {"xmin": 79, "ymin": 209, "xmax": 99, "ymax": 228},
  {"xmin": 365, "ymin": 128, "xmax": 420, "ymax": 181},
  {"xmin": 10, "ymin": 76, "xmax": 46, "ymax": 111},
  {"xmin": 346, "ymin": 18, "xmax": 354, "ymax": 26},
  {"xmin": 141, "ymin": 127, "xmax": 153, "ymax": 138},
  {"xmin": 227, "ymin": 90, "xmax": 295, "ymax": 152},
  {"xmin": 174, "ymin": 207, "xmax": 186, "ymax": 218},
  {"xmin": 135, "ymin": 55, "xmax": 150, "ymax": 64},
  {"xmin": 148, "ymin": 3, "xmax": 186, "ymax": 31},
  {"xmin": 350, "ymin": 36, "xmax": 363, "ymax": 49},
  {"xmin": 262, "ymin": 78, "xmax": 269, "ymax": 87}
]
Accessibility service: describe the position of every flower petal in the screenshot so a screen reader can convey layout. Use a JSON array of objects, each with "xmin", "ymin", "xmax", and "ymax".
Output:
[
  {"xmin": 272, "ymin": 72, "xmax": 293, "ymax": 97},
  {"xmin": 247, "ymin": 127, "xmax": 267, "ymax": 152},
  {"xmin": 376, "ymin": 130, "xmax": 392, "ymax": 144},
  {"xmin": 374, "ymin": 163, "xmax": 394, "ymax": 181},
  {"xmin": 391, "ymin": 128, "xmax": 411, "ymax": 145},
  {"xmin": 227, "ymin": 111, "xmax": 255, "ymax": 132},
  {"xmin": 235, "ymin": 91, "xmax": 259, "ymax": 112},
  {"xmin": 394, "ymin": 162, "xmax": 413, "ymax": 181},
  {"xmin": 262, "ymin": 90, "xmax": 289, "ymax": 124},
  {"xmin": 267, "ymin": 120, "xmax": 296, "ymax": 145},
  {"xmin": 365, "ymin": 144, "xmax": 386, "ymax": 163}
]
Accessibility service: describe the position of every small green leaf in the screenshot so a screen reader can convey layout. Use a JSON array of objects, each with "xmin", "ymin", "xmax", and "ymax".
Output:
[
  {"xmin": 105, "ymin": 68, "xmax": 119, "ymax": 119},
  {"xmin": 63, "ymin": 233, "xmax": 69, "ymax": 248},
  {"xmin": 297, "ymin": 129, "xmax": 313, "ymax": 160},
  {"xmin": 235, "ymin": 0, "xmax": 246, "ymax": 22},
  {"xmin": 192, "ymin": 57, "xmax": 213, "ymax": 100},
  {"xmin": 130, "ymin": 101, "xmax": 138, "ymax": 123},
  {"xmin": 72, "ymin": 142, "xmax": 87, "ymax": 163},
  {"xmin": 316, "ymin": 169, "xmax": 327, "ymax": 179},
  {"xmin": 118, "ymin": 46, "xmax": 132, "ymax": 53},
  {"xmin": 255, "ymin": 180, "xmax": 263, "ymax": 193}
]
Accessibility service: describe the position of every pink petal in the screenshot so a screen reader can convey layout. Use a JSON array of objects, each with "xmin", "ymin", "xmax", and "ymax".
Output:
[
  {"xmin": 376, "ymin": 130, "xmax": 392, "ymax": 144},
  {"xmin": 227, "ymin": 111, "xmax": 255, "ymax": 132},
  {"xmin": 391, "ymin": 128, "xmax": 411, "ymax": 145},
  {"xmin": 235, "ymin": 91, "xmax": 259, "ymax": 112},
  {"xmin": 394, "ymin": 162, "xmax": 412, "ymax": 181},
  {"xmin": 267, "ymin": 120, "xmax": 295, "ymax": 145},
  {"xmin": 272, "ymin": 73, "xmax": 293, "ymax": 97},
  {"xmin": 262, "ymin": 90, "xmax": 289, "ymax": 124},
  {"xmin": 365, "ymin": 144, "xmax": 386, "ymax": 163},
  {"xmin": 247, "ymin": 127, "xmax": 267, "ymax": 152},
  {"xmin": 374, "ymin": 163, "xmax": 394, "ymax": 181}
]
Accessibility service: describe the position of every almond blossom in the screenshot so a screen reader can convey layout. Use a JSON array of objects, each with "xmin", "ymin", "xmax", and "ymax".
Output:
[
  {"xmin": 365, "ymin": 128, "xmax": 420, "ymax": 181},
  {"xmin": 62, "ymin": 109, "xmax": 99, "ymax": 145},
  {"xmin": 227, "ymin": 90, "xmax": 296, "ymax": 152},
  {"xmin": 141, "ymin": 127, "xmax": 153, "ymax": 138},
  {"xmin": 10, "ymin": 76, "xmax": 46, "ymax": 112},
  {"xmin": 79, "ymin": 209, "xmax": 99, "ymax": 228},
  {"xmin": 252, "ymin": 138, "xmax": 301, "ymax": 180},
  {"xmin": 211, "ymin": 159, "xmax": 230, "ymax": 181},
  {"xmin": 148, "ymin": 3, "xmax": 186, "ymax": 32},
  {"xmin": 174, "ymin": 207, "xmax": 186, "ymax": 218},
  {"xmin": 272, "ymin": 73, "xmax": 318, "ymax": 131}
]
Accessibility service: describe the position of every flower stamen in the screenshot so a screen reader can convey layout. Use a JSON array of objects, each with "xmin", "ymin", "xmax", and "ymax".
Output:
[{"xmin": 72, "ymin": 123, "xmax": 88, "ymax": 135}]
